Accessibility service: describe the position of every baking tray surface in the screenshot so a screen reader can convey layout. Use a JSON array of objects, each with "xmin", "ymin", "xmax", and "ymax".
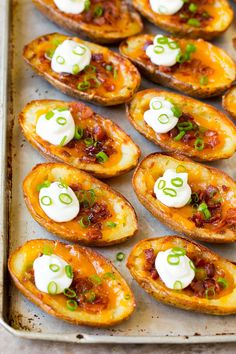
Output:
[{"xmin": 0, "ymin": 0, "xmax": 236, "ymax": 344}]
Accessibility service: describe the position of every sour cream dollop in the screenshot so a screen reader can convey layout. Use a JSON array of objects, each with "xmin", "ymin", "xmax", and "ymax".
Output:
[
  {"xmin": 36, "ymin": 107, "xmax": 75, "ymax": 146},
  {"xmin": 154, "ymin": 169, "xmax": 192, "ymax": 208},
  {"xmin": 51, "ymin": 39, "xmax": 91, "ymax": 74},
  {"xmin": 144, "ymin": 96, "xmax": 178, "ymax": 133},
  {"xmin": 146, "ymin": 34, "xmax": 181, "ymax": 67},
  {"xmin": 155, "ymin": 248, "xmax": 195, "ymax": 289},
  {"xmin": 39, "ymin": 182, "xmax": 80, "ymax": 222},
  {"xmin": 33, "ymin": 254, "xmax": 73, "ymax": 294},
  {"xmin": 54, "ymin": 0, "xmax": 87, "ymax": 14},
  {"xmin": 149, "ymin": 0, "xmax": 184, "ymax": 15}
]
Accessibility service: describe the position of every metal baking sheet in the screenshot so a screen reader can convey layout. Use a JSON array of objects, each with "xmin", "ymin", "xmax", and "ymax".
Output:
[{"xmin": 1, "ymin": 0, "xmax": 236, "ymax": 344}]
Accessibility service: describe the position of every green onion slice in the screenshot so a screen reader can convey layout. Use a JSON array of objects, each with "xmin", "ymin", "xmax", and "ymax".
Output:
[
  {"xmin": 41, "ymin": 196, "xmax": 52, "ymax": 206},
  {"xmin": 47, "ymin": 281, "xmax": 57, "ymax": 295},
  {"xmin": 59, "ymin": 193, "xmax": 73, "ymax": 205},
  {"xmin": 56, "ymin": 117, "xmax": 67, "ymax": 126},
  {"xmin": 77, "ymin": 81, "xmax": 90, "ymax": 91},
  {"xmin": 171, "ymin": 247, "xmax": 186, "ymax": 256},
  {"xmin": 94, "ymin": 5, "xmax": 103, "ymax": 17},
  {"xmin": 103, "ymin": 272, "xmax": 116, "ymax": 280},
  {"xmin": 154, "ymin": 45, "xmax": 164, "ymax": 54},
  {"xmin": 89, "ymin": 274, "xmax": 102, "ymax": 285},
  {"xmin": 171, "ymin": 177, "xmax": 183, "ymax": 188},
  {"xmin": 43, "ymin": 245, "xmax": 53, "ymax": 256},
  {"xmin": 79, "ymin": 216, "xmax": 91, "ymax": 228},
  {"xmin": 158, "ymin": 179, "xmax": 166, "ymax": 190},
  {"xmin": 124, "ymin": 294, "xmax": 131, "ymax": 300},
  {"xmin": 83, "ymin": 290, "xmax": 96, "ymax": 303},
  {"xmin": 151, "ymin": 100, "xmax": 163, "ymax": 110},
  {"xmin": 106, "ymin": 221, "xmax": 117, "ymax": 228},
  {"xmin": 171, "ymin": 106, "xmax": 182, "ymax": 118},
  {"xmin": 37, "ymin": 180, "xmax": 51, "ymax": 191},
  {"xmin": 189, "ymin": 260, "xmax": 196, "ymax": 271},
  {"xmin": 59, "ymin": 135, "xmax": 67, "ymax": 146},
  {"xmin": 45, "ymin": 111, "xmax": 54, "ymax": 120},
  {"xmin": 217, "ymin": 277, "xmax": 228, "ymax": 289},
  {"xmin": 205, "ymin": 287, "xmax": 215, "ymax": 299},
  {"xmin": 49, "ymin": 264, "xmax": 60, "ymax": 272},
  {"xmin": 113, "ymin": 68, "xmax": 118, "ymax": 80},
  {"xmin": 63, "ymin": 288, "xmax": 76, "ymax": 298},
  {"xmin": 72, "ymin": 45, "xmax": 86, "ymax": 56},
  {"xmin": 96, "ymin": 151, "xmax": 109, "ymax": 163},
  {"xmin": 84, "ymin": 137, "xmax": 94, "ymax": 146},
  {"xmin": 66, "ymin": 299, "xmax": 78, "ymax": 311},
  {"xmin": 158, "ymin": 114, "xmax": 169, "ymax": 124},
  {"xmin": 167, "ymin": 254, "xmax": 180, "ymax": 265},
  {"xmin": 173, "ymin": 280, "xmax": 183, "ymax": 290},
  {"xmin": 116, "ymin": 252, "xmax": 125, "ymax": 262},
  {"xmin": 58, "ymin": 178, "xmax": 68, "ymax": 189},
  {"xmin": 72, "ymin": 64, "xmax": 80, "ymax": 75},
  {"xmin": 174, "ymin": 131, "xmax": 186, "ymax": 141},
  {"xmin": 176, "ymin": 165, "xmax": 186, "ymax": 173},
  {"xmin": 84, "ymin": 0, "xmax": 91, "ymax": 11},
  {"xmin": 168, "ymin": 41, "xmax": 179, "ymax": 50},
  {"xmin": 57, "ymin": 107, "xmax": 68, "ymax": 112},
  {"xmin": 74, "ymin": 126, "xmax": 83, "ymax": 140},
  {"xmin": 56, "ymin": 56, "xmax": 65, "ymax": 64},
  {"xmin": 157, "ymin": 36, "xmax": 169, "ymax": 45},
  {"xmin": 177, "ymin": 121, "xmax": 193, "ymax": 131},
  {"xmin": 163, "ymin": 188, "xmax": 177, "ymax": 197},
  {"xmin": 65, "ymin": 265, "xmax": 73, "ymax": 279}
]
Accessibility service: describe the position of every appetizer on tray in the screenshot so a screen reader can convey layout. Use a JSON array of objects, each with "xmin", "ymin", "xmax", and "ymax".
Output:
[
  {"xmin": 119, "ymin": 33, "xmax": 235, "ymax": 98},
  {"xmin": 9, "ymin": 239, "xmax": 135, "ymax": 326},
  {"xmin": 133, "ymin": 153, "xmax": 236, "ymax": 243},
  {"xmin": 23, "ymin": 33, "xmax": 141, "ymax": 106},
  {"xmin": 32, "ymin": 0, "xmax": 143, "ymax": 43},
  {"xmin": 23, "ymin": 163, "xmax": 138, "ymax": 246},
  {"xmin": 127, "ymin": 236, "xmax": 236, "ymax": 315},
  {"xmin": 19, "ymin": 99, "xmax": 140, "ymax": 178},
  {"xmin": 132, "ymin": 0, "xmax": 233, "ymax": 40},
  {"xmin": 222, "ymin": 86, "xmax": 236, "ymax": 120},
  {"xmin": 126, "ymin": 89, "xmax": 236, "ymax": 161}
]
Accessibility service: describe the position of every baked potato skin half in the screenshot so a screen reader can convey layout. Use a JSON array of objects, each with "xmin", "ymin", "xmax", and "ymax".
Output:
[
  {"xmin": 23, "ymin": 33, "xmax": 141, "ymax": 106},
  {"xmin": 127, "ymin": 236, "xmax": 236, "ymax": 315},
  {"xmin": 9, "ymin": 239, "xmax": 135, "ymax": 327},
  {"xmin": 133, "ymin": 153, "xmax": 236, "ymax": 243},
  {"xmin": 23, "ymin": 163, "xmax": 138, "ymax": 246},
  {"xmin": 222, "ymin": 86, "xmax": 236, "ymax": 120},
  {"xmin": 126, "ymin": 89, "xmax": 236, "ymax": 161},
  {"xmin": 119, "ymin": 34, "xmax": 236, "ymax": 98},
  {"xmin": 132, "ymin": 0, "xmax": 233, "ymax": 40},
  {"xmin": 19, "ymin": 99, "xmax": 141, "ymax": 178},
  {"xmin": 32, "ymin": 0, "xmax": 143, "ymax": 44}
]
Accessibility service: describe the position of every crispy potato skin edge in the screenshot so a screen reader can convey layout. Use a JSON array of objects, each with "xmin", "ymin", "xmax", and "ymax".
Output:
[{"xmin": 222, "ymin": 87, "xmax": 236, "ymax": 120}]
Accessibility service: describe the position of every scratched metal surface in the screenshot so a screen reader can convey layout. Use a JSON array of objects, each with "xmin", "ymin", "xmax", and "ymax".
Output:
[{"xmin": 0, "ymin": 0, "xmax": 236, "ymax": 344}]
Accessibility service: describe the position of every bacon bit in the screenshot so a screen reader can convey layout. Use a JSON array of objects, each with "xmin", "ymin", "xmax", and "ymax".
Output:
[
  {"xmin": 143, "ymin": 248, "xmax": 158, "ymax": 277},
  {"xmin": 205, "ymin": 263, "xmax": 215, "ymax": 278},
  {"xmin": 222, "ymin": 185, "xmax": 229, "ymax": 192},
  {"xmin": 87, "ymin": 202, "xmax": 112, "ymax": 224},
  {"xmin": 92, "ymin": 53, "xmax": 104, "ymax": 63},
  {"xmin": 86, "ymin": 228, "xmax": 103, "ymax": 240},
  {"xmin": 233, "ymin": 38, "xmax": 236, "ymax": 50},
  {"xmin": 225, "ymin": 208, "xmax": 236, "ymax": 226},
  {"xmin": 70, "ymin": 102, "xmax": 94, "ymax": 119},
  {"xmin": 93, "ymin": 125, "xmax": 107, "ymax": 141},
  {"xmin": 179, "ymin": 59, "xmax": 214, "ymax": 78},
  {"xmin": 159, "ymin": 65, "xmax": 173, "ymax": 73},
  {"xmin": 70, "ymin": 183, "xmax": 83, "ymax": 191}
]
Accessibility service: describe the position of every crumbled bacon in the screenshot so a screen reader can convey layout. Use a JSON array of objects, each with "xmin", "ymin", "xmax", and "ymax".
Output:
[{"xmin": 143, "ymin": 248, "xmax": 158, "ymax": 279}]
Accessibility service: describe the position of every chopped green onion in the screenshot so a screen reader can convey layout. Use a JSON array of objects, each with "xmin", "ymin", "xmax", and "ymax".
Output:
[
  {"xmin": 187, "ymin": 18, "xmax": 200, "ymax": 27},
  {"xmin": 105, "ymin": 64, "xmax": 113, "ymax": 71},
  {"xmin": 106, "ymin": 221, "xmax": 117, "ymax": 228},
  {"xmin": 45, "ymin": 49, "xmax": 55, "ymax": 60},
  {"xmin": 171, "ymin": 177, "xmax": 183, "ymax": 188},
  {"xmin": 205, "ymin": 287, "xmax": 215, "ymax": 299},
  {"xmin": 167, "ymin": 254, "xmax": 180, "ymax": 265},
  {"xmin": 176, "ymin": 165, "xmax": 186, "ymax": 173},
  {"xmin": 47, "ymin": 281, "xmax": 57, "ymax": 295},
  {"xmin": 59, "ymin": 193, "xmax": 73, "ymax": 205},
  {"xmin": 173, "ymin": 280, "xmax": 183, "ymax": 290},
  {"xmin": 163, "ymin": 188, "xmax": 177, "ymax": 197},
  {"xmin": 171, "ymin": 106, "xmax": 182, "ymax": 118},
  {"xmin": 116, "ymin": 252, "xmax": 125, "ymax": 262},
  {"xmin": 186, "ymin": 44, "xmax": 197, "ymax": 53},
  {"xmin": 49, "ymin": 264, "xmax": 60, "ymax": 272},
  {"xmin": 113, "ymin": 68, "xmax": 118, "ymax": 80},
  {"xmin": 198, "ymin": 202, "xmax": 211, "ymax": 220},
  {"xmin": 74, "ymin": 126, "xmax": 83, "ymax": 140},
  {"xmin": 78, "ymin": 189, "xmax": 96, "ymax": 208},
  {"xmin": 217, "ymin": 277, "xmax": 228, "ymax": 289},
  {"xmin": 72, "ymin": 64, "xmax": 80, "ymax": 75},
  {"xmin": 94, "ymin": 5, "xmax": 103, "ymax": 17},
  {"xmin": 56, "ymin": 117, "xmax": 67, "ymax": 126},
  {"xmin": 77, "ymin": 81, "xmax": 90, "ymax": 91},
  {"xmin": 37, "ymin": 180, "xmax": 51, "ymax": 191},
  {"xmin": 57, "ymin": 107, "xmax": 68, "ymax": 112},
  {"xmin": 200, "ymin": 75, "xmax": 209, "ymax": 86},
  {"xmin": 168, "ymin": 41, "xmax": 179, "ymax": 50},
  {"xmin": 43, "ymin": 245, "xmax": 53, "ymax": 256},
  {"xmin": 45, "ymin": 111, "xmax": 54, "ymax": 120},
  {"xmin": 158, "ymin": 114, "xmax": 169, "ymax": 124},
  {"xmin": 83, "ymin": 290, "xmax": 96, "ymax": 303},
  {"xmin": 194, "ymin": 137, "xmax": 204, "ymax": 151},
  {"xmin": 189, "ymin": 3, "xmax": 198, "ymax": 12},
  {"xmin": 174, "ymin": 131, "xmax": 186, "ymax": 141},
  {"xmin": 90, "ymin": 77, "xmax": 101, "ymax": 88},
  {"xmin": 66, "ymin": 299, "xmax": 78, "ymax": 311},
  {"xmin": 157, "ymin": 36, "xmax": 169, "ymax": 45},
  {"xmin": 65, "ymin": 265, "xmax": 73, "ymax": 279},
  {"xmin": 41, "ymin": 196, "xmax": 52, "ymax": 206},
  {"xmin": 85, "ymin": 64, "xmax": 96, "ymax": 73},
  {"xmin": 172, "ymin": 247, "xmax": 186, "ymax": 256},
  {"xmin": 151, "ymin": 100, "xmax": 162, "ymax": 110},
  {"xmin": 124, "ymin": 294, "xmax": 131, "ymax": 300},
  {"xmin": 84, "ymin": 0, "xmax": 91, "ymax": 11},
  {"xmin": 84, "ymin": 137, "xmax": 94, "ymax": 147},
  {"xmin": 56, "ymin": 56, "xmax": 65, "ymax": 64},
  {"xmin": 79, "ymin": 216, "xmax": 91, "ymax": 228},
  {"xmin": 189, "ymin": 260, "xmax": 196, "ymax": 271},
  {"xmin": 154, "ymin": 45, "xmax": 164, "ymax": 54},
  {"xmin": 96, "ymin": 151, "xmax": 109, "ymax": 163},
  {"xmin": 195, "ymin": 267, "xmax": 207, "ymax": 281},
  {"xmin": 63, "ymin": 288, "xmax": 76, "ymax": 298},
  {"xmin": 103, "ymin": 272, "xmax": 116, "ymax": 280},
  {"xmin": 191, "ymin": 192, "xmax": 199, "ymax": 203},
  {"xmin": 177, "ymin": 121, "xmax": 193, "ymax": 131},
  {"xmin": 89, "ymin": 274, "xmax": 102, "ymax": 285},
  {"xmin": 176, "ymin": 53, "xmax": 186, "ymax": 64},
  {"xmin": 59, "ymin": 135, "xmax": 67, "ymax": 146},
  {"xmin": 72, "ymin": 45, "xmax": 86, "ymax": 56},
  {"xmin": 158, "ymin": 179, "xmax": 166, "ymax": 190},
  {"xmin": 58, "ymin": 178, "xmax": 68, "ymax": 189},
  {"xmin": 52, "ymin": 38, "xmax": 62, "ymax": 47}
]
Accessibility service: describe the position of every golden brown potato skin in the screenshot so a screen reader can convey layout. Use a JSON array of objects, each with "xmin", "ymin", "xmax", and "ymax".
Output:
[
  {"xmin": 9, "ymin": 239, "xmax": 136, "ymax": 327},
  {"xmin": 133, "ymin": 153, "xmax": 236, "ymax": 243},
  {"xmin": 126, "ymin": 89, "xmax": 236, "ymax": 161},
  {"xmin": 23, "ymin": 163, "xmax": 138, "ymax": 246},
  {"xmin": 19, "ymin": 99, "xmax": 141, "ymax": 178},
  {"xmin": 132, "ymin": 0, "xmax": 233, "ymax": 40},
  {"xmin": 23, "ymin": 33, "xmax": 141, "ymax": 106},
  {"xmin": 127, "ymin": 236, "xmax": 236, "ymax": 315},
  {"xmin": 33, "ymin": 0, "xmax": 143, "ymax": 44},
  {"xmin": 222, "ymin": 86, "xmax": 236, "ymax": 120},
  {"xmin": 119, "ymin": 34, "xmax": 236, "ymax": 98}
]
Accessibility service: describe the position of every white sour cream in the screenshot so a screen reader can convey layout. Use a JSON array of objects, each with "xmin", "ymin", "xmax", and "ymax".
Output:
[
  {"xmin": 155, "ymin": 248, "xmax": 195, "ymax": 289},
  {"xmin": 146, "ymin": 34, "xmax": 181, "ymax": 67},
  {"xmin": 54, "ymin": 0, "xmax": 87, "ymax": 14},
  {"xmin": 149, "ymin": 0, "xmax": 184, "ymax": 15},
  {"xmin": 144, "ymin": 96, "xmax": 178, "ymax": 133},
  {"xmin": 36, "ymin": 107, "xmax": 75, "ymax": 146},
  {"xmin": 39, "ymin": 182, "xmax": 80, "ymax": 222},
  {"xmin": 33, "ymin": 254, "xmax": 73, "ymax": 294},
  {"xmin": 154, "ymin": 169, "xmax": 192, "ymax": 208},
  {"xmin": 51, "ymin": 39, "xmax": 91, "ymax": 74}
]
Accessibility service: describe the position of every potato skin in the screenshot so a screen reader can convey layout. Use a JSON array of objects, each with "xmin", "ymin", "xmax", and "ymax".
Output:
[
  {"xmin": 23, "ymin": 163, "xmax": 138, "ymax": 246},
  {"xmin": 127, "ymin": 236, "xmax": 236, "ymax": 315},
  {"xmin": 222, "ymin": 86, "xmax": 236, "ymax": 120},
  {"xmin": 119, "ymin": 34, "xmax": 236, "ymax": 98},
  {"xmin": 132, "ymin": 0, "xmax": 233, "ymax": 40},
  {"xmin": 23, "ymin": 33, "xmax": 141, "ymax": 106},
  {"xmin": 126, "ymin": 89, "xmax": 236, "ymax": 161},
  {"xmin": 33, "ymin": 0, "xmax": 143, "ymax": 44},
  {"xmin": 8, "ymin": 239, "xmax": 136, "ymax": 327},
  {"xmin": 133, "ymin": 153, "xmax": 236, "ymax": 243},
  {"xmin": 19, "ymin": 99, "xmax": 141, "ymax": 178}
]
